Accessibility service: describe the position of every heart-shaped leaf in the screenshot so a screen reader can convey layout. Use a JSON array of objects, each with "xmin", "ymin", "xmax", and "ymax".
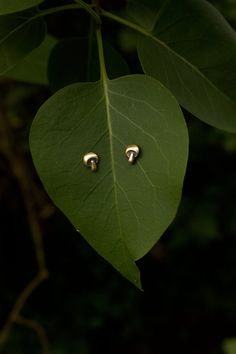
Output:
[
  {"xmin": 138, "ymin": 0, "xmax": 236, "ymax": 132},
  {"xmin": 30, "ymin": 74, "xmax": 188, "ymax": 287},
  {"xmin": 5, "ymin": 35, "xmax": 56, "ymax": 84},
  {"xmin": 0, "ymin": 10, "xmax": 46, "ymax": 74},
  {"xmin": 0, "ymin": 0, "xmax": 44, "ymax": 15}
]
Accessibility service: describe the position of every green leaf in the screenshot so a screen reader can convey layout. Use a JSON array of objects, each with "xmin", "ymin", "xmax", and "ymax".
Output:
[
  {"xmin": 131, "ymin": 0, "xmax": 165, "ymax": 10},
  {"xmin": 30, "ymin": 74, "xmax": 188, "ymax": 288},
  {"xmin": 48, "ymin": 38, "xmax": 130, "ymax": 92},
  {"xmin": 124, "ymin": 0, "xmax": 159, "ymax": 30},
  {"xmin": 138, "ymin": 0, "xmax": 236, "ymax": 132},
  {"xmin": 0, "ymin": 0, "xmax": 44, "ymax": 15},
  {"xmin": 4, "ymin": 35, "xmax": 56, "ymax": 84},
  {"xmin": 0, "ymin": 10, "xmax": 46, "ymax": 75},
  {"xmin": 223, "ymin": 338, "xmax": 236, "ymax": 354}
]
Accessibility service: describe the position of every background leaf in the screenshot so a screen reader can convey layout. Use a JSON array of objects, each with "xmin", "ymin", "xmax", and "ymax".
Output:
[
  {"xmin": 138, "ymin": 0, "xmax": 236, "ymax": 132},
  {"xmin": 30, "ymin": 74, "xmax": 188, "ymax": 287},
  {"xmin": 0, "ymin": 0, "xmax": 44, "ymax": 15},
  {"xmin": 123, "ymin": 0, "xmax": 159, "ymax": 31},
  {"xmin": 4, "ymin": 35, "xmax": 56, "ymax": 85},
  {"xmin": 223, "ymin": 338, "xmax": 236, "ymax": 354},
  {"xmin": 0, "ymin": 9, "xmax": 46, "ymax": 74},
  {"xmin": 48, "ymin": 37, "xmax": 130, "ymax": 92}
]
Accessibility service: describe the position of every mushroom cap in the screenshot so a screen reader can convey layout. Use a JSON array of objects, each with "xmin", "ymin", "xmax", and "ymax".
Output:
[
  {"xmin": 83, "ymin": 152, "xmax": 99, "ymax": 166},
  {"xmin": 125, "ymin": 144, "xmax": 140, "ymax": 157}
]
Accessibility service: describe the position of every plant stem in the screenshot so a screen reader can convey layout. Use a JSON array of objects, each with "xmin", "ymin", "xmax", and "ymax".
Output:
[
  {"xmin": 36, "ymin": 3, "xmax": 101, "ymax": 24},
  {"xmin": 100, "ymin": 9, "xmax": 150, "ymax": 37},
  {"xmin": 96, "ymin": 25, "xmax": 108, "ymax": 82},
  {"xmin": 100, "ymin": 9, "xmax": 168, "ymax": 52},
  {"xmin": 74, "ymin": 0, "xmax": 101, "ymax": 24},
  {"xmin": 37, "ymin": 4, "xmax": 82, "ymax": 17},
  {"xmin": 0, "ymin": 97, "xmax": 50, "ymax": 354}
]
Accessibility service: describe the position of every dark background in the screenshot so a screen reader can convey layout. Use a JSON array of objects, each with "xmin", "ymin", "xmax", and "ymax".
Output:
[{"xmin": 1, "ymin": 1, "xmax": 236, "ymax": 353}]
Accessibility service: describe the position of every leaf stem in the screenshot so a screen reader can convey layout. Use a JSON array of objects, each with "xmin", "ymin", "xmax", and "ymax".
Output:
[
  {"xmin": 100, "ymin": 9, "xmax": 150, "ymax": 37},
  {"xmin": 36, "ymin": 3, "xmax": 101, "ymax": 24},
  {"xmin": 96, "ymin": 25, "xmax": 108, "ymax": 82},
  {"xmin": 100, "ymin": 9, "xmax": 168, "ymax": 52},
  {"xmin": 36, "ymin": 4, "xmax": 81, "ymax": 17},
  {"xmin": 73, "ymin": 0, "xmax": 101, "ymax": 24}
]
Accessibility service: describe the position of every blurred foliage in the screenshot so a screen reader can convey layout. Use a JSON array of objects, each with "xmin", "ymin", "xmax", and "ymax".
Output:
[
  {"xmin": 223, "ymin": 338, "xmax": 236, "ymax": 354},
  {"xmin": 1, "ymin": 0, "xmax": 236, "ymax": 353}
]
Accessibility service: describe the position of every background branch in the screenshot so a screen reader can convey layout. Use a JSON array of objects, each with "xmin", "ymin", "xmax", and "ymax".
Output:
[{"xmin": 0, "ymin": 93, "xmax": 50, "ymax": 354}]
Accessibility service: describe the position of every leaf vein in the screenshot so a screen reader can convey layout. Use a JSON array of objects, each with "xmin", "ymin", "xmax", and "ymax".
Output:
[
  {"xmin": 82, "ymin": 169, "xmax": 112, "ymax": 202},
  {"xmin": 116, "ymin": 181, "xmax": 141, "ymax": 225},
  {"xmin": 109, "ymin": 103, "xmax": 169, "ymax": 165},
  {"xmin": 108, "ymin": 88, "xmax": 167, "ymax": 119}
]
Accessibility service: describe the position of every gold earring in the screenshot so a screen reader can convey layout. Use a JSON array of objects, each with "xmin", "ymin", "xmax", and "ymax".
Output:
[{"xmin": 83, "ymin": 152, "xmax": 99, "ymax": 172}]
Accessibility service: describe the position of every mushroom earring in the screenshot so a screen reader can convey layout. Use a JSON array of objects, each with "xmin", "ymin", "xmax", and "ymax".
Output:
[
  {"xmin": 83, "ymin": 152, "xmax": 99, "ymax": 172},
  {"xmin": 125, "ymin": 145, "xmax": 140, "ymax": 164}
]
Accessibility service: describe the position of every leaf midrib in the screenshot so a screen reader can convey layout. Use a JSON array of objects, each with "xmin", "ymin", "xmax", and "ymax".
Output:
[
  {"xmin": 102, "ymin": 77, "xmax": 124, "ymax": 245},
  {"xmin": 101, "ymin": 10, "xmax": 236, "ymax": 122},
  {"xmin": 0, "ymin": 0, "xmax": 42, "ymax": 15},
  {"xmin": 148, "ymin": 32, "xmax": 236, "ymax": 109},
  {"xmin": 138, "ymin": 5, "xmax": 236, "ymax": 109},
  {"xmin": 137, "ymin": 30, "xmax": 236, "ymax": 131},
  {"xmin": 0, "ymin": 14, "xmax": 36, "ymax": 45}
]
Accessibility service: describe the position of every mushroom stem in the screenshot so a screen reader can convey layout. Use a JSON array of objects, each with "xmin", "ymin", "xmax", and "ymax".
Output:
[
  {"xmin": 128, "ymin": 152, "xmax": 135, "ymax": 164},
  {"xmin": 90, "ymin": 159, "xmax": 97, "ymax": 171}
]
